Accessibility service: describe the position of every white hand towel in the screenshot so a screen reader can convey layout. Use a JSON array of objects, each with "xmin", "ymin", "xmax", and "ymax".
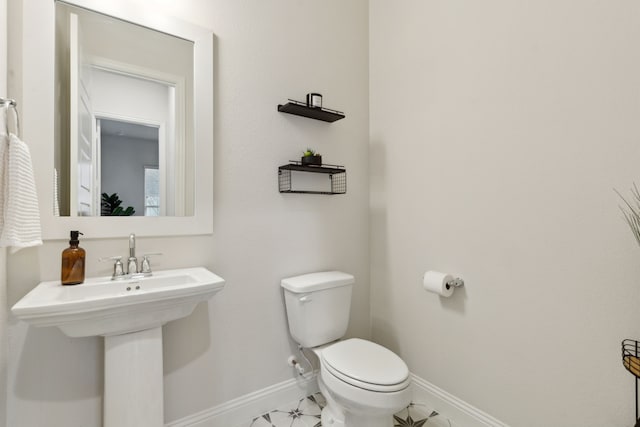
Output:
[
  {"xmin": 0, "ymin": 133, "xmax": 43, "ymax": 252},
  {"xmin": 0, "ymin": 134, "xmax": 7, "ymax": 237},
  {"xmin": 53, "ymin": 167, "xmax": 60, "ymax": 217}
]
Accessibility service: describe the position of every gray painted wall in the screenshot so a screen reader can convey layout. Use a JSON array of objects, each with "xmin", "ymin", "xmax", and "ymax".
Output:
[{"xmin": 100, "ymin": 133, "xmax": 158, "ymax": 216}]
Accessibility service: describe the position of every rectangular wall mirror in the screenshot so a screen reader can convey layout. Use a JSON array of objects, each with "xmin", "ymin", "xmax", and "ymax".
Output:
[
  {"xmin": 55, "ymin": 1, "xmax": 195, "ymax": 217},
  {"xmin": 30, "ymin": 0, "xmax": 214, "ymax": 238}
]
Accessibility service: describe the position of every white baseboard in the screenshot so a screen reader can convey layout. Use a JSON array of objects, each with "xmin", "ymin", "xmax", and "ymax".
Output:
[
  {"xmin": 411, "ymin": 374, "xmax": 510, "ymax": 427},
  {"xmin": 165, "ymin": 374, "xmax": 319, "ymax": 427},
  {"xmin": 166, "ymin": 372, "xmax": 507, "ymax": 427}
]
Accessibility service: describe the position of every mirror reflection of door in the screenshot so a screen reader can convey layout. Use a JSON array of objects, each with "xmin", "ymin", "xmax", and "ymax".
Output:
[
  {"xmin": 98, "ymin": 119, "xmax": 160, "ymax": 217},
  {"xmin": 69, "ymin": 11, "xmax": 97, "ymax": 216},
  {"xmin": 91, "ymin": 69, "xmax": 174, "ymax": 216}
]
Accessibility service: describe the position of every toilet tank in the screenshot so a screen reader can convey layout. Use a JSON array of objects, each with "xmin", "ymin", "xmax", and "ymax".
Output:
[{"xmin": 281, "ymin": 271, "xmax": 354, "ymax": 348}]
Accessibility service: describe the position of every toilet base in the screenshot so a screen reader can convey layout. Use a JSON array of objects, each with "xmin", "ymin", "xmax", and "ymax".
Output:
[
  {"xmin": 318, "ymin": 372, "xmax": 401, "ymax": 427},
  {"xmin": 321, "ymin": 406, "xmax": 396, "ymax": 427},
  {"xmin": 321, "ymin": 406, "xmax": 394, "ymax": 427},
  {"xmin": 344, "ymin": 413, "xmax": 394, "ymax": 427},
  {"xmin": 321, "ymin": 406, "xmax": 345, "ymax": 427},
  {"xmin": 318, "ymin": 375, "xmax": 345, "ymax": 427}
]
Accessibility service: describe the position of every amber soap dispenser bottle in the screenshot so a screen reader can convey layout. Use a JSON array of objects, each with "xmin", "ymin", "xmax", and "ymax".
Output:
[{"xmin": 61, "ymin": 230, "xmax": 85, "ymax": 285}]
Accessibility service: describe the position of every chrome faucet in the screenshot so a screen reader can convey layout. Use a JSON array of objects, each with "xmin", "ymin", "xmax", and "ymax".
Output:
[
  {"xmin": 127, "ymin": 233, "xmax": 138, "ymax": 274},
  {"xmin": 101, "ymin": 234, "xmax": 162, "ymax": 280}
]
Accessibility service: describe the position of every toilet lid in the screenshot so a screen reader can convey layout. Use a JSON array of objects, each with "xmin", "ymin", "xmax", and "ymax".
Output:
[{"xmin": 321, "ymin": 338, "xmax": 410, "ymax": 391}]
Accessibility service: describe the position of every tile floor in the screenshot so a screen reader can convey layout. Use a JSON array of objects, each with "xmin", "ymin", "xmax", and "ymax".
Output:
[{"xmin": 248, "ymin": 392, "xmax": 453, "ymax": 427}]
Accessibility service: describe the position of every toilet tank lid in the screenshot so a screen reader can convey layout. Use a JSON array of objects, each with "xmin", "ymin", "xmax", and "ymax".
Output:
[{"xmin": 281, "ymin": 271, "xmax": 355, "ymax": 293}]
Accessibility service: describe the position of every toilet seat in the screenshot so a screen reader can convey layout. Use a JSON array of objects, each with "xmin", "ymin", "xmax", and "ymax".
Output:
[{"xmin": 321, "ymin": 338, "xmax": 410, "ymax": 393}]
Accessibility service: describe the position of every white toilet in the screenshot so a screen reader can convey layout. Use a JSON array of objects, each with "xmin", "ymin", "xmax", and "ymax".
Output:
[{"xmin": 281, "ymin": 271, "xmax": 412, "ymax": 427}]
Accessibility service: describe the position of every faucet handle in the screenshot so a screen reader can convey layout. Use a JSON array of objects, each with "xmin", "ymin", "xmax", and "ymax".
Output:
[
  {"xmin": 129, "ymin": 233, "xmax": 136, "ymax": 257},
  {"xmin": 140, "ymin": 253, "xmax": 162, "ymax": 274},
  {"xmin": 99, "ymin": 256, "xmax": 125, "ymax": 278}
]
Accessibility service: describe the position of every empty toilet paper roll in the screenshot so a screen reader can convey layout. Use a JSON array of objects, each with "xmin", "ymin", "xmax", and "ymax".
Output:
[{"xmin": 423, "ymin": 271, "xmax": 455, "ymax": 297}]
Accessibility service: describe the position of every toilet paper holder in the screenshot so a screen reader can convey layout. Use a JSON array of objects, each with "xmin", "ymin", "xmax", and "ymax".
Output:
[
  {"xmin": 445, "ymin": 277, "xmax": 465, "ymax": 289},
  {"xmin": 423, "ymin": 271, "xmax": 464, "ymax": 297}
]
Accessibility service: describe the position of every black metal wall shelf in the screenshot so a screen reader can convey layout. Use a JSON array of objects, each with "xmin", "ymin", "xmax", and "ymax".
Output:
[
  {"xmin": 277, "ymin": 99, "xmax": 345, "ymax": 123},
  {"xmin": 278, "ymin": 162, "xmax": 347, "ymax": 195},
  {"xmin": 622, "ymin": 339, "xmax": 640, "ymax": 424}
]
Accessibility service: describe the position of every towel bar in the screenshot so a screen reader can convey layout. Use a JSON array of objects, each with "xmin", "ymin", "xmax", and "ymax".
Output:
[{"xmin": 1, "ymin": 97, "xmax": 20, "ymax": 137}]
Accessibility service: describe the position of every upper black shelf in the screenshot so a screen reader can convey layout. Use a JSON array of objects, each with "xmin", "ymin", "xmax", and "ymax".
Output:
[{"xmin": 277, "ymin": 99, "xmax": 345, "ymax": 123}]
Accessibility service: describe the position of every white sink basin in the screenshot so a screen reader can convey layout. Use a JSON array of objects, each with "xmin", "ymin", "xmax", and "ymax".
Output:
[{"xmin": 11, "ymin": 267, "xmax": 225, "ymax": 337}]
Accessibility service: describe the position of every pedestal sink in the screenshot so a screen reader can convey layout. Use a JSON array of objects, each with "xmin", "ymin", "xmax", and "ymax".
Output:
[{"xmin": 11, "ymin": 267, "xmax": 225, "ymax": 427}]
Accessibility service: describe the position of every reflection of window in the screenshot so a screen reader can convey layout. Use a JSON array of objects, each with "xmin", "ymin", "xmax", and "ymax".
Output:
[{"xmin": 144, "ymin": 166, "xmax": 160, "ymax": 216}]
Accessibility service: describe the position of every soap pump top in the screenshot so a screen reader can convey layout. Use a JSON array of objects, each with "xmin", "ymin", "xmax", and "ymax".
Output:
[
  {"xmin": 61, "ymin": 230, "xmax": 85, "ymax": 286},
  {"xmin": 69, "ymin": 230, "xmax": 82, "ymax": 245}
]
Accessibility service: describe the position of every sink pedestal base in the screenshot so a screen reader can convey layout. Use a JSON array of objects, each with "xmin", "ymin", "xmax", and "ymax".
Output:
[{"xmin": 104, "ymin": 327, "xmax": 164, "ymax": 427}]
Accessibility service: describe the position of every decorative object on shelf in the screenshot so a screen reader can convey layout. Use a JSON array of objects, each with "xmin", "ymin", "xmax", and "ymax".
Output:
[
  {"xmin": 301, "ymin": 148, "xmax": 322, "ymax": 166},
  {"xmin": 278, "ymin": 161, "xmax": 347, "ymax": 195},
  {"xmin": 621, "ymin": 339, "xmax": 640, "ymax": 426},
  {"xmin": 277, "ymin": 99, "xmax": 345, "ymax": 123},
  {"xmin": 306, "ymin": 93, "xmax": 323, "ymax": 108}
]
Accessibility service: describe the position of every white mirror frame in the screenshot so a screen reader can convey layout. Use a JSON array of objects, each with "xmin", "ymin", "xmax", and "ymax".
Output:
[{"xmin": 23, "ymin": 0, "xmax": 213, "ymax": 239}]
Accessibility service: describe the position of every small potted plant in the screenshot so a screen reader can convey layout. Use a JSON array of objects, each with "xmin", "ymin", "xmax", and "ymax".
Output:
[{"xmin": 301, "ymin": 148, "xmax": 322, "ymax": 166}]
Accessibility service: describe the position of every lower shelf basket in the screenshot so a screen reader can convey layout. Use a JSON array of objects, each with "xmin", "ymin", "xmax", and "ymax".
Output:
[{"xmin": 278, "ymin": 162, "xmax": 346, "ymax": 195}]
